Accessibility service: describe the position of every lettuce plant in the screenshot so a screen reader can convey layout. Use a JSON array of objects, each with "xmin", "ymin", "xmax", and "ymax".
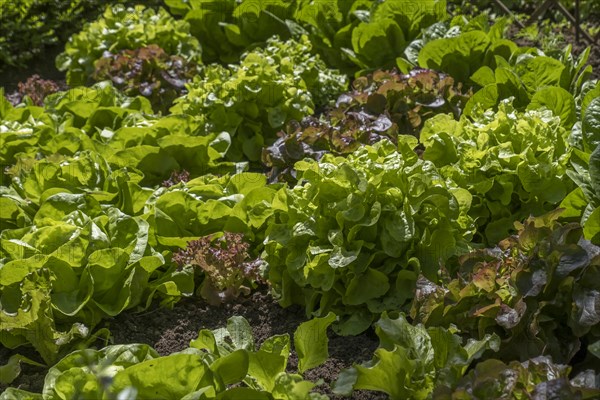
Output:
[
  {"xmin": 264, "ymin": 139, "xmax": 475, "ymax": 335},
  {"xmin": 164, "ymin": 0, "xmax": 446, "ymax": 73},
  {"xmin": 562, "ymin": 88, "xmax": 600, "ymax": 244},
  {"xmin": 172, "ymin": 36, "xmax": 347, "ymax": 162},
  {"xmin": 146, "ymin": 172, "xmax": 281, "ymax": 250},
  {"xmin": 56, "ymin": 4, "xmax": 202, "ymax": 86},
  {"xmin": 0, "ymin": 168, "xmax": 281, "ymax": 363},
  {"xmin": 421, "ymin": 100, "xmax": 573, "ymax": 244},
  {"xmin": 434, "ymin": 356, "xmax": 600, "ymax": 399},
  {"xmin": 173, "ymin": 232, "xmax": 264, "ymax": 305},
  {"xmin": 410, "ymin": 210, "xmax": 600, "ymax": 364},
  {"xmin": 333, "ymin": 312, "xmax": 500, "ymax": 399},
  {"xmin": 296, "ymin": 0, "xmax": 448, "ymax": 73},
  {"xmin": 6, "ymin": 75, "xmax": 64, "ymax": 107},
  {"xmin": 93, "ymin": 45, "xmax": 198, "ymax": 114},
  {"xmin": 0, "ymin": 83, "xmax": 238, "ymax": 190},
  {"xmin": 2, "ymin": 316, "xmax": 332, "ymax": 399},
  {"xmin": 417, "ymin": 23, "xmax": 593, "ymax": 120},
  {"xmin": 0, "ymin": 199, "xmax": 189, "ymax": 364},
  {"xmin": 263, "ymin": 68, "xmax": 470, "ymax": 182},
  {"xmin": 165, "ymin": 0, "xmax": 296, "ymax": 64},
  {"xmin": 561, "ymin": 144, "xmax": 600, "ymax": 245}
]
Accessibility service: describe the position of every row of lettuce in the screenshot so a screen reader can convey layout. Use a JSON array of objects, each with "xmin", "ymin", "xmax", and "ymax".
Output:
[
  {"xmin": 6, "ymin": 309, "xmax": 597, "ymax": 400},
  {"xmin": 1, "ymin": 0, "xmax": 600, "ymax": 398},
  {"xmin": 1, "ymin": 83, "xmax": 599, "ymax": 398}
]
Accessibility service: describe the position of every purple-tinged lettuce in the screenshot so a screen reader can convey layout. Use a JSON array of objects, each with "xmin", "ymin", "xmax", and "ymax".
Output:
[
  {"xmin": 410, "ymin": 210, "xmax": 600, "ymax": 364},
  {"xmin": 173, "ymin": 233, "xmax": 264, "ymax": 306},
  {"xmin": 263, "ymin": 68, "xmax": 470, "ymax": 183}
]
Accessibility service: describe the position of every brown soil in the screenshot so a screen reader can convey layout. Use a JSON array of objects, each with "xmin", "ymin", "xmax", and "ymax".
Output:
[
  {"xmin": 106, "ymin": 289, "xmax": 386, "ymax": 400},
  {"xmin": 2, "ymin": 289, "xmax": 387, "ymax": 399}
]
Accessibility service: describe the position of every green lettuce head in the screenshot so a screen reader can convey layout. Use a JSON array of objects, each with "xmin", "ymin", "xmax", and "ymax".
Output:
[{"xmin": 264, "ymin": 138, "xmax": 474, "ymax": 335}]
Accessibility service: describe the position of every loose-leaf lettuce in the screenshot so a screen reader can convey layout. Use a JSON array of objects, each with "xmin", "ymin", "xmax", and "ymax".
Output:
[
  {"xmin": 56, "ymin": 4, "xmax": 202, "ymax": 86},
  {"xmin": 421, "ymin": 100, "xmax": 573, "ymax": 244},
  {"xmin": 263, "ymin": 68, "xmax": 470, "ymax": 183},
  {"xmin": 172, "ymin": 36, "xmax": 347, "ymax": 162},
  {"xmin": 410, "ymin": 210, "xmax": 600, "ymax": 364},
  {"xmin": 264, "ymin": 139, "xmax": 474, "ymax": 334},
  {"xmin": 173, "ymin": 232, "xmax": 264, "ymax": 305},
  {"xmin": 333, "ymin": 312, "xmax": 499, "ymax": 399},
  {"xmin": 433, "ymin": 356, "xmax": 600, "ymax": 399}
]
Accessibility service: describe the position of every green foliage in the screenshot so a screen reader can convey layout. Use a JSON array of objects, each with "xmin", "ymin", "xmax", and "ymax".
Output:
[
  {"xmin": 564, "ymin": 82, "xmax": 600, "ymax": 241},
  {"xmin": 0, "ymin": 159, "xmax": 283, "ymax": 360},
  {"xmin": 295, "ymin": 0, "xmax": 448, "ymax": 73},
  {"xmin": 172, "ymin": 35, "xmax": 347, "ymax": 162},
  {"xmin": 93, "ymin": 44, "xmax": 199, "ymax": 114},
  {"xmin": 333, "ymin": 312, "xmax": 499, "ymax": 399},
  {"xmin": 164, "ymin": 0, "xmax": 297, "ymax": 64},
  {"xmin": 164, "ymin": 0, "xmax": 447, "ymax": 73},
  {"xmin": 0, "ymin": 82, "xmax": 237, "ymax": 188},
  {"xmin": 1, "ymin": 83, "xmax": 151, "ymax": 167},
  {"xmin": 56, "ymin": 4, "xmax": 202, "ymax": 86},
  {"xmin": 1, "ymin": 316, "xmax": 330, "ymax": 399},
  {"xmin": 0, "ymin": 0, "xmax": 158, "ymax": 71},
  {"xmin": 146, "ymin": 172, "xmax": 281, "ymax": 249},
  {"xmin": 410, "ymin": 210, "xmax": 600, "ymax": 364},
  {"xmin": 421, "ymin": 100, "xmax": 573, "ymax": 244},
  {"xmin": 417, "ymin": 24, "xmax": 592, "ymax": 120},
  {"xmin": 0, "ymin": 198, "xmax": 182, "ymax": 364},
  {"xmin": 434, "ymin": 356, "xmax": 600, "ymax": 399},
  {"xmin": 2, "ymin": 1, "xmax": 599, "ymax": 394},
  {"xmin": 562, "ymin": 145, "xmax": 600, "ymax": 245},
  {"xmin": 263, "ymin": 68, "xmax": 470, "ymax": 182},
  {"xmin": 264, "ymin": 139, "xmax": 475, "ymax": 335},
  {"xmin": 417, "ymin": 26, "xmax": 512, "ymax": 85},
  {"xmin": 294, "ymin": 312, "xmax": 337, "ymax": 374},
  {"xmin": 0, "ymin": 80, "xmax": 280, "ymax": 362}
]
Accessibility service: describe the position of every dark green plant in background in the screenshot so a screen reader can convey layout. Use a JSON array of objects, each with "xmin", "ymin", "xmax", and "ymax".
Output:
[{"xmin": 0, "ymin": 0, "xmax": 163, "ymax": 72}]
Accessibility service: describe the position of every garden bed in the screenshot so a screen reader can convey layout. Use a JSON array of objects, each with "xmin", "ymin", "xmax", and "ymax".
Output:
[{"xmin": 2, "ymin": 1, "xmax": 600, "ymax": 398}]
